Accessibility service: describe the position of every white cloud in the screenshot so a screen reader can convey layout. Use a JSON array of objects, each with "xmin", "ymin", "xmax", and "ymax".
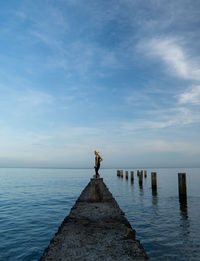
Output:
[
  {"xmin": 120, "ymin": 105, "xmax": 200, "ymax": 132},
  {"xmin": 178, "ymin": 85, "xmax": 200, "ymax": 105},
  {"xmin": 140, "ymin": 37, "xmax": 200, "ymax": 80},
  {"xmin": 137, "ymin": 37, "xmax": 200, "ymax": 131}
]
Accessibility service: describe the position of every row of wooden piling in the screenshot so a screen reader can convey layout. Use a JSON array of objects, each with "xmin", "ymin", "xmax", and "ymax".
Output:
[
  {"xmin": 117, "ymin": 170, "xmax": 134, "ymax": 181},
  {"xmin": 117, "ymin": 169, "xmax": 157, "ymax": 191},
  {"xmin": 117, "ymin": 170, "xmax": 187, "ymax": 201}
]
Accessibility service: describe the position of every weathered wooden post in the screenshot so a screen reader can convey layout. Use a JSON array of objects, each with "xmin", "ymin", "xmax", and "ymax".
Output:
[
  {"xmin": 130, "ymin": 171, "xmax": 134, "ymax": 183},
  {"xmin": 117, "ymin": 170, "xmax": 120, "ymax": 177},
  {"xmin": 151, "ymin": 172, "xmax": 157, "ymax": 191},
  {"xmin": 137, "ymin": 170, "xmax": 139, "ymax": 176},
  {"xmin": 125, "ymin": 171, "xmax": 128, "ymax": 180},
  {"xmin": 178, "ymin": 173, "xmax": 187, "ymax": 201},
  {"xmin": 141, "ymin": 170, "xmax": 143, "ymax": 176},
  {"xmin": 139, "ymin": 173, "xmax": 143, "ymax": 187},
  {"xmin": 144, "ymin": 170, "xmax": 147, "ymax": 178},
  {"xmin": 120, "ymin": 170, "xmax": 123, "ymax": 178}
]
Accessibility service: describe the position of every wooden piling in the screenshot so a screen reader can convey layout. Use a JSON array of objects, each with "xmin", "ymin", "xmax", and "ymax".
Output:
[
  {"xmin": 139, "ymin": 173, "xmax": 143, "ymax": 187},
  {"xmin": 137, "ymin": 170, "xmax": 139, "ymax": 176},
  {"xmin": 130, "ymin": 171, "xmax": 134, "ymax": 182},
  {"xmin": 151, "ymin": 172, "xmax": 157, "ymax": 190},
  {"xmin": 144, "ymin": 170, "xmax": 147, "ymax": 178},
  {"xmin": 117, "ymin": 170, "xmax": 120, "ymax": 177},
  {"xmin": 125, "ymin": 171, "xmax": 128, "ymax": 179},
  {"xmin": 178, "ymin": 173, "xmax": 187, "ymax": 201},
  {"xmin": 120, "ymin": 170, "xmax": 123, "ymax": 178}
]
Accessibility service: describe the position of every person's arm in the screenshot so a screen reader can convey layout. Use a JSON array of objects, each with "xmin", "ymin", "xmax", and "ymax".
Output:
[{"xmin": 100, "ymin": 156, "xmax": 103, "ymax": 162}]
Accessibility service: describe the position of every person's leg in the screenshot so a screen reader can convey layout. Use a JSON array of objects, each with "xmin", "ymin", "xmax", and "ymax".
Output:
[
  {"xmin": 95, "ymin": 167, "xmax": 100, "ymax": 177},
  {"xmin": 95, "ymin": 167, "xmax": 98, "ymax": 177},
  {"xmin": 96, "ymin": 166, "xmax": 100, "ymax": 177}
]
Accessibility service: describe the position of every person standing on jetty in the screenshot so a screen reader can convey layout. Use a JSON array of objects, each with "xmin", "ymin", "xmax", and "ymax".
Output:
[{"xmin": 94, "ymin": 150, "xmax": 103, "ymax": 178}]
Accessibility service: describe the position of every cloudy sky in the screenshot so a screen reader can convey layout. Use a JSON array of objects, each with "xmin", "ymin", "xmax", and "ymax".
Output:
[{"xmin": 0, "ymin": 0, "xmax": 200, "ymax": 168}]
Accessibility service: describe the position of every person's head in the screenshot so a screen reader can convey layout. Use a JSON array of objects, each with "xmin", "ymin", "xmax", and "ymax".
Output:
[{"xmin": 94, "ymin": 150, "xmax": 99, "ymax": 155}]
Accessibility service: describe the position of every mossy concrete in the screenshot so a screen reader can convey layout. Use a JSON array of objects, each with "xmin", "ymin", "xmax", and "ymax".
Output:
[{"xmin": 39, "ymin": 178, "xmax": 148, "ymax": 261}]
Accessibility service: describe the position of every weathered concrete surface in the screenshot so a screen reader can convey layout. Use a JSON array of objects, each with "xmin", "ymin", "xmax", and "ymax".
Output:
[{"xmin": 39, "ymin": 179, "xmax": 148, "ymax": 261}]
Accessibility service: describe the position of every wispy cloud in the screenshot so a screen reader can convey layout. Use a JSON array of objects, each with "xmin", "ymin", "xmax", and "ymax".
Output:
[
  {"xmin": 0, "ymin": 0, "xmax": 200, "ymax": 167},
  {"xmin": 178, "ymin": 85, "xmax": 200, "ymax": 105},
  {"xmin": 139, "ymin": 37, "xmax": 200, "ymax": 80},
  {"xmin": 121, "ymin": 99, "xmax": 200, "ymax": 132},
  {"xmin": 135, "ymin": 36, "xmax": 200, "ymax": 134}
]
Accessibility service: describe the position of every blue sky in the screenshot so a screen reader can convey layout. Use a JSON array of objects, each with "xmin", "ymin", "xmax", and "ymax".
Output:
[{"xmin": 0, "ymin": 0, "xmax": 200, "ymax": 168}]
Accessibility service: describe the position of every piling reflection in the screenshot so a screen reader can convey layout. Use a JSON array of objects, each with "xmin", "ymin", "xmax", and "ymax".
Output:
[
  {"xmin": 179, "ymin": 198, "xmax": 190, "ymax": 242},
  {"xmin": 152, "ymin": 191, "xmax": 158, "ymax": 206},
  {"xmin": 139, "ymin": 183, "xmax": 144, "ymax": 197},
  {"xmin": 139, "ymin": 173, "xmax": 143, "ymax": 188},
  {"xmin": 138, "ymin": 176, "xmax": 143, "ymax": 189},
  {"xmin": 152, "ymin": 189, "xmax": 157, "ymax": 197},
  {"xmin": 179, "ymin": 198, "xmax": 188, "ymax": 220},
  {"xmin": 130, "ymin": 171, "xmax": 134, "ymax": 184}
]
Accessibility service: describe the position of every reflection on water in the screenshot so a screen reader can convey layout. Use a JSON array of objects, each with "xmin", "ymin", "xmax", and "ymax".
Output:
[
  {"xmin": 152, "ymin": 189, "xmax": 157, "ymax": 197},
  {"xmin": 179, "ymin": 198, "xmax": 190, "ymax": 237},
  {"xmin": 0, "ymin": 168, "xmax": 200, "ymax": 261},
  {"xmin": 139, "ymin": 185, "xmax": 144, "ymax": 197},
  {"xmin": 179, "ymin": 198, "xmax": 188, "ymax": 220},
  {"xmin": 152, "ymin": 193, "xmax": 158, "ymax": 206},
  {"xmin": 179, "ymin": 198, "xmax": 190, "ymax": 257},
  {"xmin": 104, "ymin": 168, "xmax": 200, "ymax": 261}
]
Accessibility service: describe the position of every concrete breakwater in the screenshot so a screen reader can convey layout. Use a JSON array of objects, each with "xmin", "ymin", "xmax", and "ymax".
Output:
[{"xmin": 39, "ymin": 178, "xmax": 148, "ymax": 261}]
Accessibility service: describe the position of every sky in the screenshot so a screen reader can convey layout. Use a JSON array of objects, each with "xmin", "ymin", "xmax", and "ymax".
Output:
[{"xmin": 0, "ymin": 0, "xmax": 200, "ymax": 168}]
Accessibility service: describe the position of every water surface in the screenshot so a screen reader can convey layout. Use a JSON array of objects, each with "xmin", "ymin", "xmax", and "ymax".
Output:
[{"xmin": 0, "ymin": 168, "xmax": 199, "ymax": 261}]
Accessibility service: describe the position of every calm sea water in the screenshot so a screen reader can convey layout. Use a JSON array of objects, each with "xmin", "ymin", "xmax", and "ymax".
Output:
[{"xmin": 0, "ymin": 168, "xmax": 200, "ymax": 261}]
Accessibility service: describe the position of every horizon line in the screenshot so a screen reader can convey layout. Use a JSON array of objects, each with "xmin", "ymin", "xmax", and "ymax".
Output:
[{"xmin": 0, "ymin": 166, "xmax": 199, "ymax": 170}]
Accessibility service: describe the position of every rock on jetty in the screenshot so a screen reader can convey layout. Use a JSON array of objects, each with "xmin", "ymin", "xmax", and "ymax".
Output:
[{"xmin": 39, "ymin": 178, "xmax": 148, "ymax": 261}]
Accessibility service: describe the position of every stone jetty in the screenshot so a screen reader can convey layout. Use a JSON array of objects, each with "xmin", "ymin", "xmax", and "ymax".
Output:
[{"xmin": 39, "ymin": 178, "xmax": 148, "ymax": 261}]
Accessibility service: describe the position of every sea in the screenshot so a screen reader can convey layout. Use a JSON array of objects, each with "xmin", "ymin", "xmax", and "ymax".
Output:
[{"xmin": 0, "ymin": 167, "xmax": 200, "ymax": 261}]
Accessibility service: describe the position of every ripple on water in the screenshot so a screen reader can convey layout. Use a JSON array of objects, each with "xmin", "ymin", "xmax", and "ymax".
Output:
[{"xmin": 0, "ymin": 168, "xmax": 200, "ymax": 261}]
